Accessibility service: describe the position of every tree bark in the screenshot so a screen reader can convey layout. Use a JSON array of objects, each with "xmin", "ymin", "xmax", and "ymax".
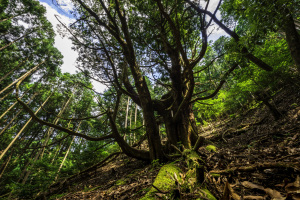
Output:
[
  {"xmin": 0, "ymin": 60, "xmax": 45, "ymax": 95},
  {"xmin": 0, "ymin": 92, "xmax": 52, "ymax": 161},
  {"xmin": 40, "ymin": 93, "xmax": 74, "ymax": 159},
  {"xmin": 0, "ymin": 153, "xmax": 12, "ymax": 179},
  {"xmin": 0, "ymin": 89, "xmax": 13, "ymax": 102},
  {"xmin": 0, "ymin": 29, "xmax": 34, "ymax": 51},
  {"xmin": 0, "ymin": 92, "xmax": 37, "ymax": 120},
  {"xmin": 53, "ymin": 120, "xmax": 79, "ymax": 183},
  {"xmin": 0, "ymin": 93, "xmax": 37, "ymax": 136},
  {"xmin": 0, "ymin": 57, "xmax": 29, "ymax": 83},
  {"xmin": 284, "ymin": 13, "xmax": 300, "ymax": 72}
]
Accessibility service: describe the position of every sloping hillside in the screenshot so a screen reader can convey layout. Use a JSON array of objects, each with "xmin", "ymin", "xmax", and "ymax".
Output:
[{"xmin": 45, "ymin": 83, "xmax": 300, "ymax": 200}]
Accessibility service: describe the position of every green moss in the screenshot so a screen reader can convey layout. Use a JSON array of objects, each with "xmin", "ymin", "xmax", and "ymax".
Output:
[
  {"xmin": 115, "ymin": 179, "xmax": 127, "ymax": 185},
  {"xmin": 205, "ymin": 145, "xmax": 217, "ymax": 152},
  {"xmin": 140, "ymin": 164, "xmax": 182, "ymax": 200},
  {"xmin": 49, "ymin": 193, "xmax": 66, "ymax": 200},
  {"xmin": 210, "ymin": 173, "xmax": 220, "ymax": 177},
  {"xmin": 86, "ymin": 185, "xmax": 102, "ymax": 192},
  {"xmin": 198, "ymin": 189, "xmax": 217, "ymax": 200}
]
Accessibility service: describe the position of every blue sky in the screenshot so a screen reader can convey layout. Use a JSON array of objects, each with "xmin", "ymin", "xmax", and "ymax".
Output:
[{"xmin": 39, "ymin": 0, "xmax": 73, "ymax": 18}]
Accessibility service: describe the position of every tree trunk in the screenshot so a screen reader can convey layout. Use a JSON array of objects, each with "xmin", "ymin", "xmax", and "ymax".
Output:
[
  {"xmin": 0, "ymin": 57, "xmax": 29, "ymax": 83},
  {"xmin": 0, "ymin": 92, "xmax": 52, "ymax": 161},
  {"xmin": 284, "ymin": 13, "xmax": 300, "ymax": 72},
  {"xmin": 0, "ymin": 60, "xmax": 45, "ymax": 95},
  {"xmin": 40, "ymin": 94, "xmax": 74, "ymax": 159},
  {"xmin": 129, "ymin": 103, "xmax": 133, "ymax": 145},
  {"xmin": 0, "ymin": 153, "xmax": 12, "ymax": 179},
  {"xmin": 134, "ymin": 103, "xmax": 137, "ymax": 142},
  {"xmin": 0, "ymin": 30, "xmax": 34, "ymax": 51},
  {"xmin": 0, "ymin": 92, "xmax": 37, "ymax": 120},
  {"xmin": 0, "ymin": 93, "xmax": 36, "ymax": 136},
  {"xmin": 163, "ymin": 105, "xmax": 197, "ymax": 152},
  {"xmin": 124, "ymin": 97, "xmax": 130, "ymax": 141},
  {"xmin": 53, "ymin": 122, "xmax": 81, "ymax": 182},
  {"xmin": 53, "ymin": 136, "xmax": 75, "ymax": 181},
  {"xmin": 0, "ymin": 89, "xmax": 13, "ymax": 102}
]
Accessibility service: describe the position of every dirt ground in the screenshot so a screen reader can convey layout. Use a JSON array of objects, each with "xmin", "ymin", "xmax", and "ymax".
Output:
[{"xmin": 49, "ymin": 84, "xmax": 300, "ymax": 200}]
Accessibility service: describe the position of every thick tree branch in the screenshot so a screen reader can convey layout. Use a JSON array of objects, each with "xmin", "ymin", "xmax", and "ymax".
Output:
[
  {"xmin": 185, "ymin": 0, "xmax": 273, "ymax": 71},
  {"xmin": 190, "ymin": 63, "xmax": 238, "ymax": 103},
  {"xmin": 108, "ymin": 111, "xmax": 150, "ymax": 160},
  {"xmin": 16, "ymin": 97, "xmax": 113, "ymax": 141}
]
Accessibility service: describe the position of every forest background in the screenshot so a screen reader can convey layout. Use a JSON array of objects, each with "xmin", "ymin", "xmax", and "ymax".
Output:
[{"xmin": 0, "ymin": 0, "xmax": 299, "ymax": 198}]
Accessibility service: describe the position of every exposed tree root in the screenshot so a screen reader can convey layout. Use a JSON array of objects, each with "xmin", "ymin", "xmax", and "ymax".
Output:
[{"xmin": 209, "ymin": 161, "xmax": 300, "ymax": 175}]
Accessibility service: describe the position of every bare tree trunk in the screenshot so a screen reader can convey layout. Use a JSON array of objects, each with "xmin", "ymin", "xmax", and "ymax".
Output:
[
  {"xmin": 0, "ymin": 92, "xmax": 52, "ymax": 161},
  {"xmin": 0, "ymin": 93, "xmax": 36, "ymax": 136},
  {"xmin": 124, "ymin": 97, "xmax": 130, "ymax": 141},
  {"xmin": 129, "ymin": 104, "xmax": 133, "ymax": 145},
  {"xmin": 0, "ymin": 57, "xmax": 29, "ymax": 83},
  {"xmin": 50, "ymin": 120, "xmax": 73, "ymax": 164},
  {"xmin": 40, "ymin": 94, "xmax": 73, "ymax": 159},
  {"xmin": 0, "ymin": 60, "xmax": 45, "ymax": 95},
  {"xmin": 53, "ymin": 122, "xmax": 81, "ymax": 182},
  {"xmin": 0, "ymin": 30, "xmax": 34, "ymax": 51},
  {"xmin": 0, "ymin": 153, "xmax": 12, "ymax": 179},
  {"xmin": 0, "ymin": 89, "xmax": 13, "ymax": 102},
  {"xmin": 134, "ymin": 104, "xmax": 137, "ymax": 143},
  {"xmin": 0, "ymin": 92, "xmax": 37, "ymax": 120}
]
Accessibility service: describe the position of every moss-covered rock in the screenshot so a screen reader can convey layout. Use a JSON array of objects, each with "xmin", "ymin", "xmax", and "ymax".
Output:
[
  {"xmin": 140, "ymin": 164, "xmax": 182, "ymax": 200},
  {"xmin": 140, "ymin": 150, "xmax": 216, "ymax": 200}
]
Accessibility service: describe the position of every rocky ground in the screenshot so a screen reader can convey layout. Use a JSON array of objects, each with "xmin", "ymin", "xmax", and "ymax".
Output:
[{"xmin": 48, "ymin": 83, "xmax": 300, "ymax": 200}]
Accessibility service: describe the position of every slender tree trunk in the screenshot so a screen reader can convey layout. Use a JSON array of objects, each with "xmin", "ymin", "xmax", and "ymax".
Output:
[
  {"xmin": 40, "ymin": 93, "xmax": 74, "ymax": 159},
  {"xmin": 0, "ymin": 93, "xmax": 36, "ymax": 136},
  {"xmin": 50, "ymin": 142, "xmax": 64, "ymax": 165},
  {"xmin": 0, "ymin": 92, "xmax": 36, "ymax": 120},
  {"xmin": 0, "ymin": 92, "xmax": 52, "ymax": 161},
  {"xmin": 0, "ymin": 153, "xmax": 12, "ymax": 179},
  {"xmin": 0, "ymin": 57, "xmax": 29, "ymax": 83},
  {"xmin": 0, "ymin": 60, "xmax": 45, "ymax": 95},
  {"xmin": 0, "ymin": 30, "xmax": 34, "ymax": 51},
  {"xmin": 53, "ymin": 122, "xmax": 81, "ymax": 182},
  {"xmin": 129, "ymin": 104, "xmax": 133, "ymax": 144},
  {"xmin": 0, "ymin": 89, "xmax": 13, "ymax": 102},
  {"xmin": 134, "ymin": 104, "xmax": 137, "ymax": 142},
  {"xmin": 21, "ymin": 130, "xmax": 48, "ymax": 184},
  {"xmin": 50, "ymin": 120, "xmax": 73, "ymax": 164},
  {"xmin": 124, "ymin": 97, "xmax": 130, "ymax": 141},
  {"xmin": 0, "ymin": 100, "xmax": 20, "ymax": 121},
  {"xmin": 15, "ymin": 148, "xmax": 39, "ymax": 186}
]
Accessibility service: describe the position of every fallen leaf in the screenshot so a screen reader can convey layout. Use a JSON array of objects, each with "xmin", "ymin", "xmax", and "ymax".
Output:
[
  {"xmin": 264, "ymin": 188, "xmax": 285, "ymax": 200},
  {"xmin": 243, "ymin": 196, "xmax": 265, "ymax": 200},
  {"xmin": 242, "ymin": 181, "xmax": 264, "ymax": 190},
  {"xmin": 286, "ymin": 176, "xmax": 300, "ymax": 193},
  {"xmin": 222, "ymin": 181, "xmax": 241, "ymax": 200},
  {"xmin": 155, "ymin": 193, "xmax": 164, "ymax": 198}
]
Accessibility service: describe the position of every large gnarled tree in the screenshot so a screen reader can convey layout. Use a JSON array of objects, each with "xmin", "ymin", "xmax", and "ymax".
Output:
[{"xmin": 18, "ymin": 0, "xmax": 273, "ymax": 161}]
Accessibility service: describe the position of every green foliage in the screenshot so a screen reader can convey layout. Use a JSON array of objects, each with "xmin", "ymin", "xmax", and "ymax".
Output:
[
  {"xmin": 0, "ymin": 0, "xmax": 298, "ymax": 198},
  {"xmin": 205, "ymin": 145, "xmax": 217, "ymax": 152}
]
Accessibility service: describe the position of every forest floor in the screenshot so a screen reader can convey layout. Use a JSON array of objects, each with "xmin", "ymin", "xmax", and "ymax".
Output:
[{"xmin": 48, "ymin": 83, "xmax": 300, "ymax": 200}]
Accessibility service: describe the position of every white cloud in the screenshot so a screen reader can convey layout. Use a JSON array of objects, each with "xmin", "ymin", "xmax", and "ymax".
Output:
[
  {"xmin": 205, "ymin": 0, "xmax": 228, "ymax": 41},
  {"xmin": 56, "ymin": 0, "xmax": 74, "ymax": 13},
  {"xmin": 41, "ymin": 2, "xmax": 78, "ymax": 74}
]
